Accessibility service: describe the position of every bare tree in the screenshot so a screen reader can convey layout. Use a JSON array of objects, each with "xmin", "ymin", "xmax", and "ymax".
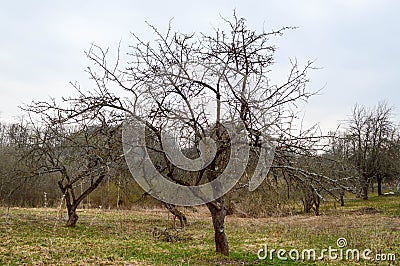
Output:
[
  {"xmin": 0, "ymin": 121, "xmax": 43, "ymax": 207},
  {"xmin": 77, "ymin": 14, "xmax": 318, "ymax": 255},
  {"xmin": 22, "ymin": 14, "xmax": 336, "ymax": 255},
  {"xmin": 343, "ymin": 102, "xmax": 398, "ymax": 199},
  {"xmin": 21, "ymin": 102, "xmax": 123, "ymax": 226}
]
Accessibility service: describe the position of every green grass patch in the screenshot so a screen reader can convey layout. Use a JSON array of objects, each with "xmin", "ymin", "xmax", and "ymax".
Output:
[{"xmin": 0, "ymin": 195, "xmax": 399, "ymax": 265}]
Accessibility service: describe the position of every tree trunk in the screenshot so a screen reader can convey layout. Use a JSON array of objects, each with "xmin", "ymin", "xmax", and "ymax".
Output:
[
  {"xmin": 61, "ymin": 186, "xmax": 79, "ymax": 227},
  {"xmin": 66, "ymin": 206, "xmax": 79, "ymax": 227},
  {"xmin": 361, "ymin": 185, "xmax": 369, "ymax": 200},
  {"xmin": 314, "ymin": 195, "xmax": 320, "ymax": 216},
  {"xmin": 164, "ymin": 203, "xmax": 187, "ymax": 228},
  {"xmin": 58, "ymin": 174, "xmax": 106, "ymax": 227},
  {"xmin": 207, "ymin": 200, "xmax": 229, "ymax": 256},
  {"xmin": 361, "ymin": 176, "xmax": 370, "ymax": 200},
  {"xmin": 340, "ymin": 191, "xmax": 345, "ymax": 206},
  {"xmin": 64, "ymin": 190, "xmax": 79, "ymax": 227},
  {"xmin": 377, "ymin": 177, "xmax": 383, "ymax": 196},
  {"xmin": 206, "ymin": 120, "xmax": 229, "ymax": 256}
]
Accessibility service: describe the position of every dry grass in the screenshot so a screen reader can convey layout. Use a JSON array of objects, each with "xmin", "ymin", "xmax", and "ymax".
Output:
[{"xmin": 0, "ymin": 194, "xmax": 399, "ymax": 265}]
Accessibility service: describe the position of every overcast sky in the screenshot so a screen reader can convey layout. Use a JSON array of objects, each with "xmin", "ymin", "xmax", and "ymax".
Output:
[{"xmin": 1, "ymin": 0, "xmax": 399, "ymax": 133}]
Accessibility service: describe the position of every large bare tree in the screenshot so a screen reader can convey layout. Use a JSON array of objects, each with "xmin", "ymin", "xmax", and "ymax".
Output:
[
  {"xmin": 23, "ymin": 14, "xmax": 337, "ymax": 255},
  {"xmin": 81, "ymin": 14, "xmax": 316, "ymax": 255}
]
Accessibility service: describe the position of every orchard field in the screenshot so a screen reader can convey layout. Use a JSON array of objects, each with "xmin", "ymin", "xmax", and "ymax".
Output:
[{"xmin": 1, "ymin": 194, "xmax": 399, "ymax": 265}]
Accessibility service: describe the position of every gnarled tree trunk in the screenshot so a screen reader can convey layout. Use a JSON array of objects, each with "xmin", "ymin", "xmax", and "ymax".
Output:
[
  {"xmin": 59, "ymin": 173, "xmax": 106, "ymax": 227},
  {"xmin": 66, "ymin": 207, "xmax": 79, "ymax": 227},
  {"xmin": 207, "ymin": 199, "xmax": 229, "ymax": 256},
  {"xmin": 63, "ymin": 189, "xmax": 80, "ymax": 227}
]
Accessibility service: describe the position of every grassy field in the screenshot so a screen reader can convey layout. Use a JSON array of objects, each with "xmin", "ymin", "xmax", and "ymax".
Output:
[{"xmin": 0, "ymin": 194, "xmax": 399, "ymax": 265}]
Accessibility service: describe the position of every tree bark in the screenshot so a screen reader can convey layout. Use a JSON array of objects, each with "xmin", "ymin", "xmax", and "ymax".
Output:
[
  {"xmin": 64, "ymin": 190, "xmax": 80, "ymax": 227},
  {"xmin": 66, "ymin": 206, "xmax": 79, "ymax": 227},
  {"xmin": 361, "ymin": 186, "xmax": 369, "ymax": 200},
  {"xmin": 377, "ymin": 177, "xmax": 383, "ymax": 196},
  {"xmin": 207, "ymin": 200, "xmax": 229, "ymax": 256},
  {"xmin": 340, "ymin": 191, "xmax": 345, "ymax": 206},
  {"xmin": 59, "ymin": 174, "xmax": 106, "ymax": 227},
  {"xmin": 361, "ymin": 176, "xmax": 370, "ymax": 200}
]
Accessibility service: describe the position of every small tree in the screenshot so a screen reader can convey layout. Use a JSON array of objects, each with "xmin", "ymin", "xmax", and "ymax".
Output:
[{"xmin": 22, "ymin": 103, "xmax": 123, "ymax": 226}]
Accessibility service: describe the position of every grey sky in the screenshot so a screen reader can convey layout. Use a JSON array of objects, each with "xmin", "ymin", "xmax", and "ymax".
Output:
[{"xmin": 1, "ymin": 0, "xmax": 399, "ymax": 133}]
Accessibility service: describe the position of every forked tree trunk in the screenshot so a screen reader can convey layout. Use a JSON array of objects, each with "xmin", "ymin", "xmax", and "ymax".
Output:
[
  {"xmin": 59, "ymin": 174, "xmax": 106, "ymax": 227},
  {"xmin": 207, "ymin": 200, "xmax": 229, "ymax": 256},
  {"xmin": 164, "ymin": 203, "xmax": 187, "ymax": 228}
]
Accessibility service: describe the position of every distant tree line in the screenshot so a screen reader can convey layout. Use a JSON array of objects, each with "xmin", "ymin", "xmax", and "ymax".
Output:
[{"xmin": 2, "ymin": 101, "xmax": 399, "ymax": 212}]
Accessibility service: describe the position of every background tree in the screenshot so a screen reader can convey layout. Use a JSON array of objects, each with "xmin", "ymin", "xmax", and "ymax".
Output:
[
  {"xmin": 0, "ymin": 122, "xmax": 53, "ymax": 207},
  {"xmin": 342, "ymin": 103, "xmax": 398, "ymax": 199},
  {"xmin": 22, "ymin": 102, "xmax": 124, "ymax": 226},
  {"xmin": 373, "ymin": 126, "xmax": 400, "ymax": 195}
]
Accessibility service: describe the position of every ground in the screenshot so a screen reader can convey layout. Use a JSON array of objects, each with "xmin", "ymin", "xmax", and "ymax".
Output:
[{"xmin": 0, "ymin": 194, "xmax": 399, "ymax": 265}]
